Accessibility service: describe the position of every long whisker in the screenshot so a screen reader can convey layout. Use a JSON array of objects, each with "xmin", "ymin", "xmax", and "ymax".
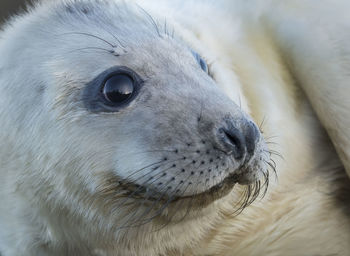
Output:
[
  {"xmin": 135, "ymin": 4, "xmax": 161, "ymax": 37},
  {"xmin": 130, "ymin": 149, "xmax": 212, "ymax": 228},
  {"xmin": 67, "ymin": 47, "xmax": 113, "ymax": 54},
  {"xmin": 120, "ymin": 148, "xmax": 201, "ymax": 157},
  {"xmin": 149, "ymin": 178, "xmax": 193, "ymax": 231},
  {"xmin": 122, "ymin": 159, "xmax": 168, "ymax": 181},
  {"xmin": 262, "ymin": 171, "xmax": 270, "ymax": 197},
  {"xmin": 265, "ymin": 160, "xmax": 278, "ymax": 181},
  {"xmin": 162, "ymin": 160, "xmax": 209, "ymax": 228},
  {"xmin": 119, "ymin": 172, "xmax": 189, "ymax": 229},
  {"xmin": 160, "ymin": 182, "xmax": 192, "ymax": 226},
  {"xmin": 130, "ymin": 161, "xmax": 176, "ymax": 184},
  {"xmin": 133, "ymin": 179, "xmax": 187, "ymax": 229},
  {"xmin": 116, "ymin": 187, "xmax": 170, "ymax": 230},
  {"xmin": 259, "ymin": 115, "xmax": 267, "ymax": 132},
  {"xmin": 112, "ymin": 164, "xmax": 177, "ymax": 212},
  {"xmin": 60, "ymin": 32, "xmax": 116, "ymax": 47},
  {"xmin": 99, "ymin": 26, "xmax": 127, "ymax": 48},
  {"xmin": 175, "ymin": 181, "xmax": 200, "ymax": 224},
  {"xmin": 116, "ymin": 151, "xmax": 207, "ymax": 229},
  {"xmin": 265, "ymin": 150, "xmax": 284, "ymax": 161}
]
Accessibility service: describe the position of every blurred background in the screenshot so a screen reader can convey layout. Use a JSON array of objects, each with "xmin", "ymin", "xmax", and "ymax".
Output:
[{"xmin": 0, "ymin": 0, "xmax": 28, "ymax": 25}]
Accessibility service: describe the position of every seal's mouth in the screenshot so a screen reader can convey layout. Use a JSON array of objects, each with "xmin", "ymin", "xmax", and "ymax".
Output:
[
  {"xmin": 174, "ymin": 172, "xmax": 239, "ymax": 201},
  {"xmin": 117, "ymin": 166, "xmax": 269, "ymax": 209},
  {"xmin": 93, "ymin": 150, "xmax": 274, "ymax": 230}
]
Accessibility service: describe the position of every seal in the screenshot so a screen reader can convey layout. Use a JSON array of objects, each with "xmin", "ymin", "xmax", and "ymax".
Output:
[{"xmin": 0, "ymin": 0, "xmax": 349, "ymax": 255}]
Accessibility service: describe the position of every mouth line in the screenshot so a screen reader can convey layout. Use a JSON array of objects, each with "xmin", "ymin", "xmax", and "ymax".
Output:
[
  {"xmin": 173, "ymin": 172, "xmax": 240, "ymax": 201},
  {"xmin": 118, "ymin": 170, "xmax": 242, "ymax": 205}
]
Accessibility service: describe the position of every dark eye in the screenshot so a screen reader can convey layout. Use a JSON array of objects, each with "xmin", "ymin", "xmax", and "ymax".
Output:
[
  {"xmin": 197, "ymin": 57, "xmax": 208, "ymax": 74},
  {"xmin": 102, "ymin": 74, "xmax": 135, "ymax": 104},
  {"xmin": 192, "ymin": 51, "xmax": 209, "ymax": 74}
]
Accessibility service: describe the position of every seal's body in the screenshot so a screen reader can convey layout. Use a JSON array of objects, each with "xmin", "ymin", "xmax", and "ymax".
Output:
[{"xmin": 0, "ymin": 0, "xmax": 349, "ymax": 255}]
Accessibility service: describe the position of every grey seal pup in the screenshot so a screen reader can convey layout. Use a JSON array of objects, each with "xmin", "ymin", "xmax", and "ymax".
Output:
[{"xmin": 0, "ymin": 0, "xmax": 350, "ymax": 255}]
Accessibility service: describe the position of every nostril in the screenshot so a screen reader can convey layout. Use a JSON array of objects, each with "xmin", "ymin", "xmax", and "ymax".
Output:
[
  {"xmin": 245, "ymin": 121, "xmax": 259, "ymax": 155},
  {"xmin": 220, "ymin": 127, "xmax": 245, "ymax": 160},
  {"xmin": 217, "ymin": 119, "xmax": 260, "ymax": 161},
  {"xmin": 225, "ymin": 130, "xmax": 242, "ymax": 151}
]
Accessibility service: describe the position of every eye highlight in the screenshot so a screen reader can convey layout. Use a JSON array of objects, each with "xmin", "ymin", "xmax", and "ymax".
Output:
[
  {"xmin": 83, "ymin": 66, "xmax": 143, "ymax": 113},
  {"xmin": 192, "ymin": 51, "xmax": 209, "ymax": 74},
  {"xmin": 102, "ymin": 74, "xmax": 135, "ymax": 104}
]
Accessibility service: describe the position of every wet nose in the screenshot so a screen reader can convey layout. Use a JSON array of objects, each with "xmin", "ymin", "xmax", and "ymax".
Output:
[{"xmin": 219, "ymin": 120, "xmax": 259, "ymax": 160}]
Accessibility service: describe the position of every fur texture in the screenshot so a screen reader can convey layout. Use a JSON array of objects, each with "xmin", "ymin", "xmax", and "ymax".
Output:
[{"xmin": 0, "ymin": 0, "xmax": 349, "ymax": 255}]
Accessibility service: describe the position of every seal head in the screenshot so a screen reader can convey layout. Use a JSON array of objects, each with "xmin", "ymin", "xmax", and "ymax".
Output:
[{"xmin": 0, "ymin": 0, "xmax": 270, "ymax": 226}]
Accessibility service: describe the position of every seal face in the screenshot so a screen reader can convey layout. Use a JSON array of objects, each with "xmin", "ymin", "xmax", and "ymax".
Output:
[
  {"xmin": 3, "ymin": 1, "xmax": 350, "ymax": 256},
  {"xmin": 0, "ymin": 0, "xmax": 270, "ymax": 232}
]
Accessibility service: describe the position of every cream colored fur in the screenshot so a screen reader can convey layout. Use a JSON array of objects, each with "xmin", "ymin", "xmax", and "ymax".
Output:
[{"xmin": 0, "ymin": 0, "xmax": 350, "ymax": 255}]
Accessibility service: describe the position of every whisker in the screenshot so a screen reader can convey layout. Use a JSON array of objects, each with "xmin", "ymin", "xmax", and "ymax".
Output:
[
  {"xmin": 119, "ymin": 183, "xmax": 173, "ymax": 228},
  {"xmin": 123, "ymin": 148, "xmax": 201, "ymax": 156},
  {"xmin": 271, "ymin": 152, "xmax": 284, "ymax": 161},
  {"xmin": 165, "ymin": 165, "xmax": 206, "ymax": 228},
  {"xmin": 135, "ymin": 4, "xmax": 161, "ymax": 37},
  {"xmin": 116, "ymin": 188, "xmax": 171, "ymax": 230},
  {"xmin": 129, "ymin": 162, "xmax": 173, "ymax": 183},
  {"xmin": 265, "ymin": 141, "xmax": 279, "ymax": 145},
  {"xmin": 270, "ymin": 158, "xmax": 277, "ymax": 169},
  {"xmin": 67, "ymin": 47, "xmax": 113, "ymax": 54},
  {"xmin": 265, "ymin": 161, "xmax": 278, "ymax": 180},
  {"xmin": 122, "ymin": 173, "xmax": 189, "ymax": 229},
  {"xmin": 99, "ymin": 26, "xmax": 127, "ymax": 48},
  {"xmin": 115, "ymin": 151, "xmax": 207, "ymax": 229},
  {"xmin": 133, "ymin": 154, "xmax": 207, "ymax": 230},
  {"xmin": 259, "ymin": 115, "xmax": 267, "ymax": 132},
  {"xmin": 110, "ymin": 167, "xmax": 170, "ymax": 212},
  {"xmin": 264, "ymin": 135, "xmax": 279, "ymax": 140},
  {"xmin": 161, "ymin": 185, "xmax": 191, "ymax": 226},
  {"xmin": 260, "ymin": 171, "xmax": 270, "ymax": 198},
  {"xmin": 156, "ymin": 180, "xmax": 193, "ymax": 229},
  {"xmin": 138, "ymin": 180, "xmax": 187, "ymax": 229},
  {"xmin": 231, "ymin": 188, "xmax": 249, "ymax": 216},
  {"xmin": 122, "ymin": 159, "xmax": 168, "ymax": 181},
  {"xmin": 60, "ymin": 32, "xmax": 116, "ymax": 47},
  {"xmin": 113, "ymin": 164, "xmax": 178, "ymax": 212}
]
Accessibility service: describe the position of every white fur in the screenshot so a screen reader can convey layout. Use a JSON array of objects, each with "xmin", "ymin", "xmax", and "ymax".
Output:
[{"xmin": 0, "ymin": 0, "xmax": 349, "ymax": 255}]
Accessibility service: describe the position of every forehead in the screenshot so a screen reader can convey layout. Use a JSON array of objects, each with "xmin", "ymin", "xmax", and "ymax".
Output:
[
  {"xmin": 44, "ymin": 0, "xmax": 186, "ymax": 53},
  {"xmin": 33, "ymin": 0, "xmax": 195, "ymax": 84}
]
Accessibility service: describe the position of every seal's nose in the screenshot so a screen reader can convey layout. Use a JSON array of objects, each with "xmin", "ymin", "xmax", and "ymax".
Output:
[{"xmin": 218, "ymin": 120, "xmax": 259, "ymax": 160}]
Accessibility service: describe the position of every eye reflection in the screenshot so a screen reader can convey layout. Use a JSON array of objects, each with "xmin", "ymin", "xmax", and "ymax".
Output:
[{"xmin": 103, "ymin": 74, "xmax": 135, "ymax": 103}]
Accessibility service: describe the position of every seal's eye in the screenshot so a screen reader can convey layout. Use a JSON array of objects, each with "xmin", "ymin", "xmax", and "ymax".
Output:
[
  {"xmin": 197, "ymin": 56, "xmax": 209, "ymax": 74},
  {"xmin": 103, "ymin": 74, "xmax": 135, "ymax": 103},
  {"xmin": 192, "ymin": 51, "xmax": 209, "ymax": 74}
]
